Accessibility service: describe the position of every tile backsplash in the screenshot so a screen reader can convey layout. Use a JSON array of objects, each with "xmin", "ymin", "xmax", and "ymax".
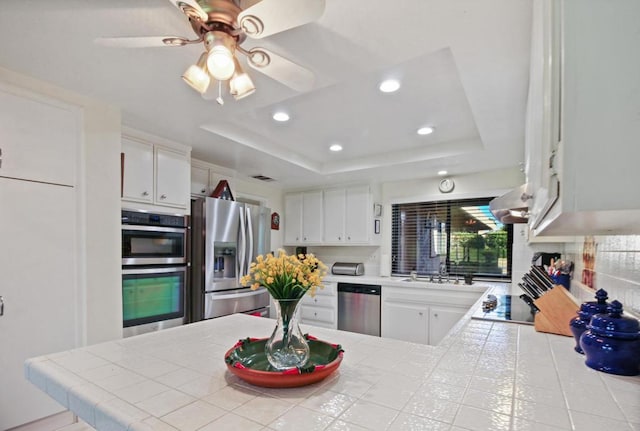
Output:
[
  {"xmin": 285, "ymin": 246, "xmax": 381, "ymax": 277},
  {"xmin": 564, "ymin": 235, "xmax": 640, "ymax": 316}
]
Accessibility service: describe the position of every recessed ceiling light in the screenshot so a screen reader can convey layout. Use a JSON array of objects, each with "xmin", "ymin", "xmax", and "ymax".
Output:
[
  {"xmin": 379, "ymin": 79, "xmax": 400, "ymax": 93},
  {"xmin": 417, "ymin": 126, "xmax": 434, "ymax": 135},
  {"xmin": 272, "ymin": 112, "xmax": 290, "ymax": 122},
  {"xmin": 329, "ymin": 144, "xmax": 343, "ymax": 152},
  {"xmin": 438, "ymin": 170, "xmax": 448, "ymax": 176}
]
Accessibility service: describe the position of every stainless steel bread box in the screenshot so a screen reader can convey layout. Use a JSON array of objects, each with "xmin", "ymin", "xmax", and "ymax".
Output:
[{"xmin": 331, "ymin": 262, "xmax": 365, "ymax": 276}]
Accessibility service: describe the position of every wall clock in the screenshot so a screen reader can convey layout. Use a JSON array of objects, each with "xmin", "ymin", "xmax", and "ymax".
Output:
[{"xmin": 438, "ymin": 178, "xmax": 455, "ymax": 193}]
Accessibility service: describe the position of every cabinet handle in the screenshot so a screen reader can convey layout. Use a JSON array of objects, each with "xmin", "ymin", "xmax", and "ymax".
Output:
[
  {"xmin": 314, "ymin": 298, "xmax": 318, "ymax": 303},
  {"xmin": 303, "ymin": 237, "xmax": 307, "ymax": 241},
  {"xmin": 314, "ymin": 312, "xmax": 317, "ymax": 317},
  {"xmin": 338, "ymin": 236, "xmax": 341, "ymax": 240},
  {"xmin": 418, "ymin": 312, "xmax": 423, "ymax": 316},
  {"xmin": 201, "ymin": 188, "xmax": 206, "ymax": 193},
  {"xmin": 347, "ymin": 236, "xmax": 351, "ymax": 240},
  {"xmin": 433, "ymin": 313, "xmax": 438, "ymax": 318},
  {"xmin": 160, "ymin": 194, "xmax": 167, "ymax": 200},
  {"xmin": 0, "ymin": 147, "xmax": 3, "ymax": 169},
  {"xmin": 0, "ymin": 296, "xmax": 4, "ymax": 316},
  {"xmin": 142, "ymin": 191, "xmax": 149, "ymax": 196}
]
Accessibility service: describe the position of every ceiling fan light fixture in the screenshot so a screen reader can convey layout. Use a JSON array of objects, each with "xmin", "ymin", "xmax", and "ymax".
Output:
[
  {"xmin": 230, "ymin": 58, "xmax": 256, "ymax": 100},
  {"xmin": 205, "ymin": 32, "xmax": 236, "ymax": 81},
  {"xmin": 182, "ymin": 52, "xmax": 210, "ymax": 94}
]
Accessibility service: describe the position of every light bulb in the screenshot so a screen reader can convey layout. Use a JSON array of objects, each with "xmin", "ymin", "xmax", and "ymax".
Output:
[
  {"xmin": 181, "ymin": 52, "xmax": 210, "ymax": 94},
  {"xmin": 230, "ymin": 58, "xmax": 256, "ymax": 100},
  {"xmin": 204, "ymin": 32, "xmax": 236, "ymax": 81}
]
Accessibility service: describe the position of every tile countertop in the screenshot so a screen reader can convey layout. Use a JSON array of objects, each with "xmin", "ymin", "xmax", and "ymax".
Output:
[
  {"xmin": 26, "ymin": 300, "xmax": 639, "ymax": 431},
  {"xmin": 323, "ymin": 274, "xmax": 497, "ymax": 293}
]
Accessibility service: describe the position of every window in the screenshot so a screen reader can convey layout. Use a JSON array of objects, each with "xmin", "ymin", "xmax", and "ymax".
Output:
[{"xmin": 391, "ymin": 197, "xmax": 512, "ymax": 279}]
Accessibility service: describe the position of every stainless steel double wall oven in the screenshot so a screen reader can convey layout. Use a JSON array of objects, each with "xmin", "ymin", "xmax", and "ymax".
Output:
[{"xmin": 121, "ymin": 209, "xmax": 188, "ymax": 337}]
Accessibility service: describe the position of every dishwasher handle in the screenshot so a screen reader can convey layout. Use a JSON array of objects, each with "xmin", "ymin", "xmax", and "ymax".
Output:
[{"xmin": 337, "ymin": 283, "xmax": 381, "ymax": 295}]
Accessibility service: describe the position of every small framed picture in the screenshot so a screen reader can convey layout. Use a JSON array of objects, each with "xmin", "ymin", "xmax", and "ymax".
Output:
[
  {"xmin": 374, "ymin": 203, "xmax": 382, "ymax": 217},
  {"xmin": 374, "ymin": 219, "xmax": 381, "ymax": 234}
]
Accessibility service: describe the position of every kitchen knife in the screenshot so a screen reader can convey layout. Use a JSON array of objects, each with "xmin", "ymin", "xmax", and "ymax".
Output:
[
  {"xmin": 519, "ymin": 294, "xmax": 540, "ymax": 313},
  {"xmin": 531, "ymin": 265, "xmax": 555, "ymax": 289},
  {"xmin": 518, "ymin": 282, "xmax": 539, "ymax": 299},
  {"xmin": 523, "ymin": 273, "xmax": 545, "ymax": 296}
]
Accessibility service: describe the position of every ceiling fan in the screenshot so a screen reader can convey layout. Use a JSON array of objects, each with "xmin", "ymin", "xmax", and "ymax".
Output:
[{"xmin": 97, "ymin": 0, "xmax": 325, "ymax": 103}]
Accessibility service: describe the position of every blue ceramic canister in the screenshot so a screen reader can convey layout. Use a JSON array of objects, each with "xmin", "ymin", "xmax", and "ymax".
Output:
[
  {"xmin": 580, "ymin": 300, "xmax": 640, "ymax": 376},
  {"xmin": 569, "ymin": 289, "xmax": 609, "ymax": 354}
]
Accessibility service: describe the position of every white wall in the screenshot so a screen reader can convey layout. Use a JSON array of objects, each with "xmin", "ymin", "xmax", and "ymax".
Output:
[{"xmin": 0, "ymin": 67, "xmax": 122, "ymax": 345}]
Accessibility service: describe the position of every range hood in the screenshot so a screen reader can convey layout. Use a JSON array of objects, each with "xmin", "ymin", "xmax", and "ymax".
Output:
[{"xmin": 489, "ymin": 184, "xmax": 531, "ymax": 224}]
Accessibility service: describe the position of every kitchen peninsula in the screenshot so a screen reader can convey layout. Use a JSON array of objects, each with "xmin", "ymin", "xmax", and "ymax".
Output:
[{"xmin": 26, "ymin": 294, "xmax": 639, "ymax": 431}]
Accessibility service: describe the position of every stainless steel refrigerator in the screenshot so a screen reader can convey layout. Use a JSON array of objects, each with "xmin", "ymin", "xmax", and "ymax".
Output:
[{"xmin": 189, "ymin": 197, "xmax": 271, "ymax": 321}]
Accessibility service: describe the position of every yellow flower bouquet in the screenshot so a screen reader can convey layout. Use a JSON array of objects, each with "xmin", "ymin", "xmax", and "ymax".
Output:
[
  {"xmin": 240, "ymin": 249, "xmax": 328, "ymax": 300},
  {"xmin": 240, "ymin": 250, "xmax": 328, "ymax": 369}
]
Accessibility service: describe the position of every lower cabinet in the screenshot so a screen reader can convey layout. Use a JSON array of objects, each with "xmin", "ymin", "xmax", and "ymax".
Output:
[
  {"xmin": 382, "ymin": 301, "xmax": 429, "ymax": 344},
  {"xmin": 300, "ymin": 282, "xmax": 337, "ymax": 329},
  {"xmin": 381, "ymin": 286, "xmax": 480, "ymax": 345}
]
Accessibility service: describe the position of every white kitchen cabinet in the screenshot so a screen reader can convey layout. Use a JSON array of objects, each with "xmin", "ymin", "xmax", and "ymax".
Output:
[
  {"xmin": 0, "ymin": 85, "xmax": 78, "ymax": 187},
  {"xmin": 122, "ymin": 135, "xmax": 190, "ymax": 211},
  {"xmin": 382, "ymin": 285, "xmax": 481, "ymax": 345},
  {"xmin": 382, "ymin": 300, "xmax": 429, "ymax": 344},
  {"xmin": 284, "ymin": 191, "xmax": 323, "ymax": 245},
  {"xmin": 526, "ymin": 0, "xmax": 640, "ymax": 236},
  {"xmin": 323, "ymin": 186, "xmax": 372, "ymax": 244},
  {"xmin": 155, "ymin": 147, "xmax": 190, "ymax": 208},
  {"xmin": 0, "ymin": 85, "xmax": 81, "ymax": 429},
  {"xmin": 300, "ymin": 282, "xmax": 337, "ymax": 329},
  {"xmin": 190, "ymin": 164, "xmax": 210, "ymax": 197},
  {"xmin": 429, "ymin": 305, "xmax": 467, "ymax": 345}
]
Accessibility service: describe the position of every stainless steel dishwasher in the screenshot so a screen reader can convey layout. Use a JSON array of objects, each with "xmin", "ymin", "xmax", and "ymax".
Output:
[{"xmin": 337, "ymin": 283, "xmax": 381, "ymax": 336}]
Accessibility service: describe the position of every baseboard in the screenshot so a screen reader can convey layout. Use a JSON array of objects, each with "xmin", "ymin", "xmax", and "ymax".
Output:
[{"xmin": 7, "ymin": 411, "xmax": 75, "ymax": 431}]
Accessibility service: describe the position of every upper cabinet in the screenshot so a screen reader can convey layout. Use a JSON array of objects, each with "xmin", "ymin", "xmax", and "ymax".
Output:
[
  {"xmin": 122, "ymin": 133, "xmax": 191, "ymax": 213},
  {"xmin": 323, "ymin": 186, "xmax": 371, "ymax": 244},
  {"xmin": 525, "ymin": 0, "xmax": 640, "ymax": 236},
  {"xmin": 284, "ymin": 191, "xmax": 323, "ymax": 244},
  {"xmin": 285, "ymin": 185, "xmax": 377, "ymax": 246}
]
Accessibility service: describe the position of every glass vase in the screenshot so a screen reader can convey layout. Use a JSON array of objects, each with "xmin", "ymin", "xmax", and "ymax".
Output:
[{"xmin": 266, "ymin": 298, "xmax": 310, "ymax": 370}]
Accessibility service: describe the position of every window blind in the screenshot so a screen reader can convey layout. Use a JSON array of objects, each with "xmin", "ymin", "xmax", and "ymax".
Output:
[{"xmin": 391, "ymin": 197, "xmax": 512, "ymax": 279}]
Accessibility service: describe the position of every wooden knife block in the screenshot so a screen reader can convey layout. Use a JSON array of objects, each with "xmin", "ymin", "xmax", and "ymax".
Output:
[{"xmin": 533, "ymin": 286, "xmax": 580, "ymax": 337}]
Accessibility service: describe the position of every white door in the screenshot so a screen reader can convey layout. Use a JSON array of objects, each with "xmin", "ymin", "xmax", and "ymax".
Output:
[
  {"xmin": 155, "ymin": 147, "xmax": 190, "ymax": 209},
  {"xmin": 382, "ymin": 301, "xmax": 429, "ymax": 344},
  {"xmin": 284, "ymin": 193, "xmax": 303, "ymax": 244},
  {"xmin": 122, "ymin": 138, "xmax": 154, "ymax": 203},
  {"xmin": 323, "ymin": 188, "xmax": 345, "ymax": 244},
  {"xmin": 0, "ymin": 85, "xmax": 77, "ymax": 186},
  {"xmin": 345, "ymin": 186, "xmax": 370, "ymax": 243},
  {"xmin": 0, "ymin": 177, "xmax": 79, "ymax": 429},
  {"xmin": 302, "ymin": 191, "xmax": 323, "ymax": 243},
  {"xmin": 429, "ymin": 305, "xmax": 467, "ymax": 345}
]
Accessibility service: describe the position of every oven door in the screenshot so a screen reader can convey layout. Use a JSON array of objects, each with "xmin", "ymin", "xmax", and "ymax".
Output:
[
  {"xmin": 204, "ymin": 287, "xmax": 270, "ymax": 319},
  {"xmin": 122, "ymin": 266, "xmax": 186, "ymax": 330},
  {"xmin": 122, "ymin": 225, "xmax": 187, "ymax": 265}
]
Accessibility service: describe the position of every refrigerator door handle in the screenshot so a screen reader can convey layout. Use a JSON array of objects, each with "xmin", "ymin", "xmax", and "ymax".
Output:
[
  {"xmin": 245, "ymin": 206, "xmax": 254, "ymax": 274},
  {"xmin": 237, "ymin": 207, "xmax": 247, "ymax": 283}
]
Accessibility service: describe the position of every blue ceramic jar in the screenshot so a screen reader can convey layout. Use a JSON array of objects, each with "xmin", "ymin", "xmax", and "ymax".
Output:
[
  {"xmin": 569, "ymin": 289, "xmax": 609, "ymax": 354},
  {"xmin": 580, "ymin": 300, "xmax": 640, "ymax": 376}
]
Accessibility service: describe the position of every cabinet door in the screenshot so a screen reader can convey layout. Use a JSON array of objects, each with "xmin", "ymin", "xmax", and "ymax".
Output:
[
  {"xmin": 191, "ymin": 165, "xmax": 210, "ymax": 197},
  {"xmin": 345, "ymin": 186, "xmax": 370, "ymax": 243},
  {"xmin": 382, "ymin": 301, "xmax": 429, "ymax": 344},
  {"xmin": 302, "ymin": 191, "xmax": 323, "ymax": 242},
  {"xmin": 429, "ymin": 306, "xmax": 467, "ymax": 346},
  {"xmin": 0, "ymin": 177, "xmax": 78, "ymax": 429},
  {"xmin": 122, "ymin": 138, "xmax": 154, "ymax": 203},
  {"xmin": 323, "ymin": 188, "xmax": 346, "ymax": 243},
  {"xmin": 155, "ymin": 147, "xmax": 190, "ymax": 209},
  {"xmin": 284, "ymin": 193, "xmax": 303, "ymax": 244},
  {"xmin": 0, "ymin": 86, "xmax": 77, "ymax": 186}
]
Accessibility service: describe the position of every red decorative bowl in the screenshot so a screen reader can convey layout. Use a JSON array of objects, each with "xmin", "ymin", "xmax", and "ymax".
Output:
[{"xmin": 224, "ymin": 335, "xmax": 344, "ymax": 388}]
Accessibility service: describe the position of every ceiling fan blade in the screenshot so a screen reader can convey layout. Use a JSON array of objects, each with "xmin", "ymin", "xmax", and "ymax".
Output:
[
  {"xmin": 169, "ymin": 0, "xmax": 208, "ymax": 21},
  {"xmin": 238, "ymin": 0, "xmax": 325, "ymax": 39},
  {"xmin": 245, "ymin": 47, "xmax": 314, "ymax": 92},
  {"xmin": 95, "ymin": 36, "xmax": 191, "ymax": 48}
]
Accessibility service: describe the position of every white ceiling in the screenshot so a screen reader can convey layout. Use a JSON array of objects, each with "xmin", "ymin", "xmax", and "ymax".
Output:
[{"xmin": 0, "ymin": 0, "xmax": 532, "ymax": 190}]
